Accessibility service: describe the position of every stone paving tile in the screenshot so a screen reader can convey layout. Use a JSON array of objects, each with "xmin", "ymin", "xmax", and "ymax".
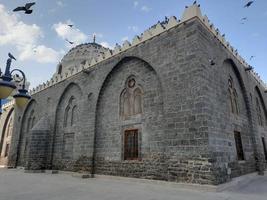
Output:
[{"xmin": 0, "ymin": 169, "xmax": 266, "ymax": 200}]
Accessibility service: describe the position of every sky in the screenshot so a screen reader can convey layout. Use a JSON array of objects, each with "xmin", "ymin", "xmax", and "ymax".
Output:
[{"xmin": 0, "ymin": 0, "xmax": 267, "ymax": 89}]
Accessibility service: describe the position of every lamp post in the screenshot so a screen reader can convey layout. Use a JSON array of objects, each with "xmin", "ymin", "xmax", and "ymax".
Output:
[{"xmin": 0, "ymin": 54, "xmax": 31, "ymax": 115}]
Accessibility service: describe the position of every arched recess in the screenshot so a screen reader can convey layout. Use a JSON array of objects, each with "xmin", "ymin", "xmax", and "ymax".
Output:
[
  {"xmin": 254, "ymin": 86, "xmax": 267, "ymax": 126},
  {"xmin": 222, "ymin": 59, "xmax": 264, "ymax": 173},
  {"xmin": 52, "ymin": 82, "xmax": 82, "ymax": 169},
  {"xmin": 0, "ymin": 108, "xmax": 14, "ymax": 161},
  {"xmin": 16, "ymin": 99, "xmax": 37, "ymax": 166},
  {"xmin": 93, "ymin": 56, "xmax": 165, "ymax": 174},
  {"xmin": 223, "ymin": 59, "xmax": 251, "ymax": 119}
]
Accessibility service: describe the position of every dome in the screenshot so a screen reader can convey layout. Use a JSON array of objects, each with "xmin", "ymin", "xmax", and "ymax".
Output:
[{"xmin": 56, "ymin": 43, "xmax": 109, "ymax": 75}]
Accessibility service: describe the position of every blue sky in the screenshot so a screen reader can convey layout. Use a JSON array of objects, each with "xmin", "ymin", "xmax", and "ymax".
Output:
[{"xmin": 0, "ymin": 0, "xmax": 267, "ymax": 89}]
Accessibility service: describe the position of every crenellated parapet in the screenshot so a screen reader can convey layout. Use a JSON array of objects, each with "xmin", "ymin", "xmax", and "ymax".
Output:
[
  {"xmin": 1, "ymin": 99, "xmax": 15, "ymax": 110},
  {"xmin": 29, "ymin": 3, "xmax": 266, "ymax": 95}
]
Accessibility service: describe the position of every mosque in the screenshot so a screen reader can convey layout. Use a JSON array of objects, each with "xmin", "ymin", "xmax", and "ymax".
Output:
[{"xmin": 0, "ymin": 4, "xmax": 266, "ymax": 185}]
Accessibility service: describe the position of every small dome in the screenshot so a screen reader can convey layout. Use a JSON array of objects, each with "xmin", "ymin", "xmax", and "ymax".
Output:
[{"xmin": 56, "ymin": 43, "xmax": 109, "ymax": 75}]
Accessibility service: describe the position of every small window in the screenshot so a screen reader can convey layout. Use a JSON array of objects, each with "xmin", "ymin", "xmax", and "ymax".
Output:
[
  {"xmin": 261, "ymin": 137, "xmax": 267, "ymax": 161},
  {"xmin": 4, "ymin": 143, "xmax": 10, "ymax": 157},
  {"xmin": 124, "ymin": 130, "xmax": 139, "ymax": 160},
  {"xmin": 234, "ymin": 131, "xmax": 244, "ymax": 161}
]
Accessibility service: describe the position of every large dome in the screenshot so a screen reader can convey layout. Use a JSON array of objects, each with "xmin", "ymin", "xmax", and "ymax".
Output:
[{"xmin": 56, "ymin": 43, "xmax": 109, "ymax": 75}]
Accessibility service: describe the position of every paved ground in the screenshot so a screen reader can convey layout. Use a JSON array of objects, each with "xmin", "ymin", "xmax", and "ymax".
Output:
[{"xmin": 0, "ymin": 169, "xmax": 267, "ymax": 200}]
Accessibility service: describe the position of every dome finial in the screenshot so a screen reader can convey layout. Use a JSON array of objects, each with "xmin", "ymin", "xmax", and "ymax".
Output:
[{"xmin": 93, "ymin": 33, "xmax": 96, "ymax": 43}]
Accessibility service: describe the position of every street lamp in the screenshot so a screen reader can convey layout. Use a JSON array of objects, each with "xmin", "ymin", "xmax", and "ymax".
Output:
[{"xmin": 0, "ymin": 53, "xmax": 31, "ymax": 115}]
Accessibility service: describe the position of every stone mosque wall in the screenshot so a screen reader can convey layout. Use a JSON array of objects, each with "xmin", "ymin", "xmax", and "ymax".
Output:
[{"xmin": 1, "ymin": 4, "xmax": 267, "ymax": 185}]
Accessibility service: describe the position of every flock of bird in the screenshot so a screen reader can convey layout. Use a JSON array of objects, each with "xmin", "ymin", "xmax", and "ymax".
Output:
[
  {"xmin": 12, "ymin": 2, "xmax": 75, "ymax": 45},
  {"xmin": 11, "ymin": 1, "xmax": 256, "ymax": 67}
]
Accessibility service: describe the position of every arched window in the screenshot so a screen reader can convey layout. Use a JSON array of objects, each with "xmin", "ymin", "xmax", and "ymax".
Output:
[
  {"xmin": 134, "ymin": 88, "xmax": 142, "ymax": 115},
  {"xmin": 120, "ymin": 77, "xmax": 143, "ymax": 119},
  {"xmin": 64, "ymin": 96, "xmax": 78, "ymax": 127},
  {"xmin": 228, "ymin": 88, "xmax": 234, "ymax": 113},
  {"xmin": 64, "ymin": 106, "xmax": 70, "ymax": 127},
  {"xmin": 228, "ymin": 77, "xmax": 239, "ymax": 115},
  {"xmin": 71, "ymin": 106, "xmax": 77, "ymax": 126},
  {"xmin": 6, "ymin": 117, "xmax": 13, "ymax": 137},
  {"xmin": 121, "ymin": 90, "xmax": 131, "ymax": 118},
  {"xmin": 233, "ymin": 89, "xmax": 239, "ymax": 114},
  {"xmin": 31, "ymin": 117, "xmax": 35, "ymax": 129},
  {"xmin": 256, "ymin": 97, "xmax": 263, "ymax": 126}
]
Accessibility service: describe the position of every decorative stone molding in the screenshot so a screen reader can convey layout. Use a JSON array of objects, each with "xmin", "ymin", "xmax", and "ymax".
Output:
[
  {"xmin": 132, "ymin": 35, "xmax": 141, "ymax": 46},
  {"xmin": 114, "ymin": 44, "xmax": 122, "ymax": 54},
  {"xmin": 122, "ymin": 40, "xmax": 131, "ymax": 50}
]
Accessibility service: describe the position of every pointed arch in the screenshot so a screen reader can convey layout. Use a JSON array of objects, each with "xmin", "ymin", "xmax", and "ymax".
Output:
[
  {"xmin": 223, "ymin": 59, "xmax": 250, "ymax": 118},
  {"xmin": 0, "ymin": 108, "xmax": 14, "ymax": 159},
  {"xmin": 255, "ymin": 86, "xmax": 267, "ymax": 126},
  {"xmin": 94, "ymin": 56, "xmax": 164, "ymax": 175},
  {"xmin": 16, "ymin": 99, "xmax": 37, "ymax": 167},
  {"xmin": 51, "ymin": 82, "xmax": 83, "ymax": 168}
]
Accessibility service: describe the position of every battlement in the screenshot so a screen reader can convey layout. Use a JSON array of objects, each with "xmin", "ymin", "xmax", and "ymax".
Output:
[{"xmin": 28, "ymin": 4, "xmax": 267, "ymax": 95}]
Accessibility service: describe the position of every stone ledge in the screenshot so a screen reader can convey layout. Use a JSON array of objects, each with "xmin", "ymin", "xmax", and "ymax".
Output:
[
  {"xmin": 45, "ymin": 170, "xmax": 59, "ymax": 174},
  {"xmin": 94, "ymin": 174, "xmax": 217, "ymax": 192},
  {"xmin": 24, "ymin": 169, "xmax": 45, "ymax": 173},
  {"xmin": 57, "ymin": 170, "xmax": 93, "ymax": 179},
  {"xmin": 216, "ymin": 172, "xmax": 262, "ymax": 192},
  {"xmin": 94, "ymin": 172, "xmax": 266, "ymax": 192}
]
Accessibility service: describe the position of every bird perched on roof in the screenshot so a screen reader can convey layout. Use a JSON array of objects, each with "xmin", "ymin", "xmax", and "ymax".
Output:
[
  {"xmin": 65, "ymin": 39, "xmax": 74, "ymax": 45},
  {"xmin": 8, "ymin": 53, "xmax": 16, "ymax": 60},
  {"xmin": 13, "ymin": 2, "xmax": 35, "ymax": 14},
  {"xmin": 245, "ymin": 65, "xmax": 253, "ymax": 71},
  {"xmin": 244, "ymin": 1, "xmax": 254, "ymax": 8}
]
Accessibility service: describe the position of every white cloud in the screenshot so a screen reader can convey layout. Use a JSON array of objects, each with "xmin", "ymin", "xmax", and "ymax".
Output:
[
  {"xmin": 18, "ymin": 45, "xmax": 63, "ymax": 63},
  {"xmin": 56, "ymin": 1, "xmax": 64, "ymax": 7},
  {"xmin": 0, "ymin": 4, "xmax": 60, "ymax": 63},
  {"xmin": 141, "ymin": 5, "xmax": 151, "ymax": 12},
  {"xmin": 128, "ymin": 25, "xmax": 139, "ymax": 32},
  {"xmin": 121, "ymin": 36, "xmax": 129, "ymax": 41},
  {"xmin": 100, "ymin": 42, "xmax": 114, "ymax": 49},
  {"xmin": 53, "ymin": 20, "xmax": 88, "ymax": 47},
  {"xmin": 134, "ymin": 1, "xmax": 139, "ymax": 8}
]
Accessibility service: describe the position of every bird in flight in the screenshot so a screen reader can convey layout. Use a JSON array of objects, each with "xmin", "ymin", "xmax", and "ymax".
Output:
[
  {"xmin": 193, "ymin": 1, "xmax": 197, "ymax": 5},
  {"xmin": 8, "ymin": 52, "xmax": 16, "ymax": 60},
  {"xmin": 240, "ymin": 17, "xmax": 247, "ymax": 24},
  {"xmin": 13, "ymin": 2, "xmax": 36, "ymax": 14},
  {"xmin": 250, "ymin": 56, "xmax": 255, "ymax": 60},
  {"xmin": 65, "ymin": 39, "xmax": 74, "ymax": 45},
  {"xmin": 67, "ymin": 24, "xmax": 74, "ymax": 28},
  {"xmin": 244, "ymin": 1, "xmax": 254, "ymax": 8}
]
